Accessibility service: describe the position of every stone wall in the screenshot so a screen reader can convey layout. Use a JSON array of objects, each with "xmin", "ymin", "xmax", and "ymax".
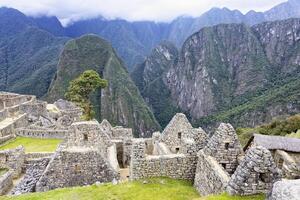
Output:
[
  {"xmin": 226, "ymin": 146, "xmax": 281, "ymax": 196},
  {"xmin": 130, "ymin": 140, "xmax": 197, "ymax": 180},
  {"xmin": 112, "ymin": 126, "xmax": 133, "ymax": 140},
  {"xmin": 36, "ymin": 149, "xmax": 119, "ymax": 192},
  {"xmin": 25, "ymin": 153, "xmax": 54, "ymax": 160},
  {"xmin": 0, "ymin": 146, "xmax": 25, "ymax": 178},
  {"xmin": 194, "ymin": 150, "xmax": 230, "ymax": 196},
  {"xmin": 16, "ymin": 128, "xmax": 67, "ymax": 139},
  {"xmin": 0, "ymin": 135, "xmax": 14, "ymax": 145},
  {"xmin": 203, "ymin": 123, "xmax": 244, "ymax": 174},
  {"xmin": 0, "ymin": 171, "xmax": 13, "ymax": 195},
  {"xmin": 11, "ymin": 158, "xmax": 50, "ymax": 195},
  {"xmin": 0, "ymin": 109, "xmax": 7, "ymax": 122},
  {"xmin": 161, "ymin": 113, "xmax": 193, "ymax": 152},
  {"xmin": 19, "ymin": 100, "xmax": 47, "ymax": 117},
  {"xmin": 273, "ymin": 150, "xmax": 300, "ymax": 179},
  {"xmin": 66, "ymin": 121, "xmax": 112, "ymax": 154},
  {"xmin": 0, "ymin": 113, "xmax": 27, "ymax": 138},
  {"xmin": 183, "ymin": 128, "xmax": 208, "ymax": 152}
]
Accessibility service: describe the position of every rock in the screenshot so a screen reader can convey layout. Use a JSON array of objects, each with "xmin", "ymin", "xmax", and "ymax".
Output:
[{"xmin": 268, "ymin": 179, "xmax": 300, "ymax": 200}]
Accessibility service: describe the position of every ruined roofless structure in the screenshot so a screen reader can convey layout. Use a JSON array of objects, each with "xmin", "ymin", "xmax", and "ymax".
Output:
[{"xmin": 0, "ymin": 92, "xmax": 297, "ymax": 198}]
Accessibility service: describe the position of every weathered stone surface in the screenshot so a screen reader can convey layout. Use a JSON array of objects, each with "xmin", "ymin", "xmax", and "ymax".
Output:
[
  {"xmin": 268, "ymin": 179, "xmax": 300, "ymax": 200},
  {"xmin": 0, "ymin": 171, "xmax": 13, "ymax": 195},
  {"xmin": 0, "ymin": 146, "xmax": 25, "ymax": 178},
  {"xmin": 227, "ymin": 146, "xmax": 281, "ymax": 196},
  {"xmin": 203, "ymin": 123, "xmax": 243, "ymax": 174},
  {"xmin": 194, "ymin": 150, "xmax": 230, "ymax": 196},
  {"xmin": 36, "ymin": 149, "xmax": 119, "ymax": 192},
  {"xmin": 11, "ymin": 158, "xmax": 49, "ymax": 195}
]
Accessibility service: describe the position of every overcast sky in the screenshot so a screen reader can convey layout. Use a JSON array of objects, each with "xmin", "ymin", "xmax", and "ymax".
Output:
[{"xmin": 0, "ymin": 0, "xmax": 287, "ymax": 25}]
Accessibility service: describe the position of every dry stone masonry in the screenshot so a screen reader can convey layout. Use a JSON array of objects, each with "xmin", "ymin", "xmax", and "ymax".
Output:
[
  {"xmin": 0, "ymin": 92, "xmax": 298, "ymax": 199},
  {"xmin": 227, "ymin": 146, "xmax": 281, "ymax": 195}
]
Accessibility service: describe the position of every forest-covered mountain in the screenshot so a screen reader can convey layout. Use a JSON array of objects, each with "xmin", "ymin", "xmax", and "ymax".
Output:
[
  {"xmin": 47, "ymin": 35, "xmax": 160, "ymax": 137},
  {"xmin": 0, "ymin": 1, "xmax": 299, "ymax": 134},
  {"xmin": 0, "ymin": 7, "xmax": 68, "ymax": 97},
  {"xmin": 1, "ymin": 0, "xmax": 299, "ymax": 71},
  {"xmin": 132, "ymin": 18, "xmax": 300, "ymax": 129}
]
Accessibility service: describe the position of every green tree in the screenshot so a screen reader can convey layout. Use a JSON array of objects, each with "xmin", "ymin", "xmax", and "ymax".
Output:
[{"xmin": 65, "ymin": 70, "xmax": 108, "ymax": 120}]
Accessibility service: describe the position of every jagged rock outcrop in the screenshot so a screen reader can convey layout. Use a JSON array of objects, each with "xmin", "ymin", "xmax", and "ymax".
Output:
[
  {"xmin": 133, "ymin": 18, "xmax": 300, "ymax": 129},
  {"xmin": 47, "ymin": 35, "xmax": 160, "ymax": 137},
  {"xmin": 131, "ymin": 42, "xmax": 180, "ymax": 127}
]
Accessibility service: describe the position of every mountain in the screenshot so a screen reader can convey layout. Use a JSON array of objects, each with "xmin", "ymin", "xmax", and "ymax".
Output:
[
  {"xmin": 1, "ymin": 0, "xmax": 300, "ymax": 72},
  {"xmin": 30, "ymin": 16, "xmax": 66, "ymax": 37},
  {"xmin": 132, "ymin": 18, "xmax": 300, "ymax": 129},
  {"xmin": 65, "ymin": 19, "xmax": 169, "ymax": 70},
  {"xmin": 131, "ymin": 41, "xmax": 181, "ymax": 127},
  {"xmin": 0, "ymin": 7, "xmax": 68, "ymax": 97},
  {"xmin": 47, "ymin": 35, "xmax": 160, "ymax": 137}
]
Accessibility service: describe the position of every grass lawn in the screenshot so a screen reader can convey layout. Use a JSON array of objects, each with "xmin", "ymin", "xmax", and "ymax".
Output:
[
  {"xmin": 0, "ymin": 168, "xmax": 8, "ymax": 176},
  {"xmin": 0, "ymin": 137, "xmax": 62, "ymax": 153},
  {"xmin": 0, "ymin": 178, "xmax": 265, "ymax": 200}
]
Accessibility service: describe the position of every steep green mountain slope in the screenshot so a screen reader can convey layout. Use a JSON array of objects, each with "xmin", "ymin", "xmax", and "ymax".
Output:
[
  {"xmin": 131, "ymin": 42, "xmax": 181, "ymax": 127},
  {"xmin": 0, "ymin": 8, "xmax": 68, "ymax": 97},
  {"xmin": 133, "ymin": 18, "xmax": 300, "ymax": 129},
  {"xmin": 47, "ymin": 35, "xmax": 160, "ymax": 137}
]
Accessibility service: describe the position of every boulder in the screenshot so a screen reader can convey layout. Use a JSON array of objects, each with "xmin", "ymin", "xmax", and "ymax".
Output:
[{"xmin": 268, "ymin": 179, "xmax": 300, "ymax": 200}]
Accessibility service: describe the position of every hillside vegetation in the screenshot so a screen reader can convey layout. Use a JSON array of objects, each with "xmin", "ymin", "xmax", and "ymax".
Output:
[
  {"xmin": 47, "ymin": 35, "xmax": 160, "ymax": 137},
  {"xmin": 236, "ymin": 114, "xmax": 300, "ymax": 145}
]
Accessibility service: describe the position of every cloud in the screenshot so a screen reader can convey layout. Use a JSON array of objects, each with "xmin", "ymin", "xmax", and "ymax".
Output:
[{"xmin": 0, "ymin": 0, "xmax": 287, "ymax": 25}]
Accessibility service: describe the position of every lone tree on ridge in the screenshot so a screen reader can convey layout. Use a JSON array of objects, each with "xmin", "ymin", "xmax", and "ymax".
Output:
[{"xmin": 65, "ymin": 70, "xmax": 108, "ymax": 120}]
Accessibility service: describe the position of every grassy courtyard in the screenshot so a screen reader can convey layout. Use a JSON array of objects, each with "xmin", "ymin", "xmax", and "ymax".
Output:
[
  {"xmin": 0, "ymin": 137, "xmax": 62, "ymax": 153},
  {"xmin": 0, "ymin": 178, "xmax": 264, "ymax": 200}
]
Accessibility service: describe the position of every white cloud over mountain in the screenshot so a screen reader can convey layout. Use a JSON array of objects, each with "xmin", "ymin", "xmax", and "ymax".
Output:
[{"xmin": 0, "ymin": 0, "xmax": 287, "ymax": 25}]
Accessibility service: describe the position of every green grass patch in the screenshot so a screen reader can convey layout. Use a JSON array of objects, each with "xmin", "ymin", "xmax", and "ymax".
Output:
[
  {"xmin": 0, "ymin": 168, "xmax": 8, "ymax": 176},
  {"xmin": 202, "ymin": 193, "xmax": 264, "ymax": 200},
  {"xmin": 0, "ymin": 178, "xmax": 264, "ymax": 200},
  {"xmin": 0, "ymin": 137, "xmax": 62, "ymax": 153}
]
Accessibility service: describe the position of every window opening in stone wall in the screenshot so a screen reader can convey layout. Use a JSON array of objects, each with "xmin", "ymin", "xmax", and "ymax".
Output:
[
  {"xmin": 225, "ymin": 142, "xmax": 229, "ymax": 150},
  {"xmin": 258, "ymin": 173, "xmax": 268, "ymax": 183},
  {"xmin": 75, "ymin": 164, "xmax": 81, "ymax": 173},
  {"xmin": 175, "ymin": 148, "xmax": 180, "ymax": 153},
  {"xmin": 5, "ymin": 155, "xmax": 8, "ymax": 162},
  {"xmin": 178, "ymin": 132, "xmax": 182, "ymax": 139},
  {"xmin": 221, "ymin": 163, "xmax": 226, "ymax": 169},
  {"xmin": 83, "ymin": 133, "xmax": 88, "ymax": 141},
  {"xmin": 277, "ymin": 158, "xmax": 284, "ymax": 169}
]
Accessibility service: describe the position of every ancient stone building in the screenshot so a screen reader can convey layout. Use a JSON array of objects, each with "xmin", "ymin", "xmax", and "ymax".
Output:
[
  {"xmin": 194, "ymin": 150, "xmax": 230, "ymax": 195},
  {"xmin": 202, "ymin": 123, "xmax": 244, "ymax": 174},
  {"xmin": 244, "ymin": 134, "xmax": 300, "ymax": 179},
  {"xmin": 0, "ymin": 92, "xmax": 296, "ymax": 197},
  {"xmin": 227, "ymin": 146, "xmax": 281, "ymax": 195},
  {"xmin": 36, "ymin": 121, "xmax": 120, "ymax": 192},
  {"xmin": 130, "ymin": 113, "xmax": 208, "ymax": 181}
]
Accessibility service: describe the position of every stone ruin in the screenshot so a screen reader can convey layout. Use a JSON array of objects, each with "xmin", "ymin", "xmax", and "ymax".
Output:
[
  {"xmin": 130, "ymin": 113, "xmax": 208, "ymax": 180},
  {"xmin": 0, "ymin": 92, "xmax": 298, "ymax": 199}
]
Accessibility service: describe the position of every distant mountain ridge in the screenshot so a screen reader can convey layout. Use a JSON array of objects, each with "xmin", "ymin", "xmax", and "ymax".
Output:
[
  {"xmin": 131, "ymin": 18, "xmax": 300, "ymax": 129},
  {"xmin": 0, "ymin": 7, "xmax": 68, "ymax": 97},
  {"xmin": 47, "ymin": 35, "xmax": 160, "ymax": 137},
  {"xmin": 1, "ymin": 0, "xmax": 299, "ymax": 70}
]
